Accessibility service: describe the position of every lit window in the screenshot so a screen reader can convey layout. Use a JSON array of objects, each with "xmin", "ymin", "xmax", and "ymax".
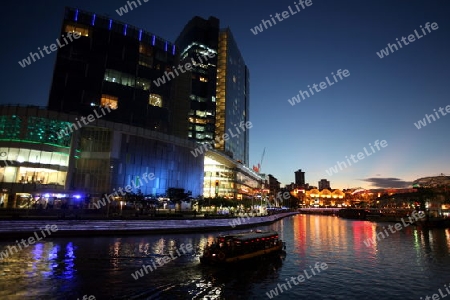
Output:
[
  {"xmin": 195, "ymin": 125, "xmax": 205, "ymax": 132},
  {"xmin": 104, "ymin": 69, "xmax": 150, "ymax": 91},
  {"xmin": 149, "ymin": 94, "xmax": 162, "ymax": 107},
  {"xmin": 64, "ymin": 24, "xmax": 90, "ymax": 37},
  {"xmin": 139, "ymin": 54, "xmax": 153, "ymax": 68},
  {"xmin": 101, "ymin": 94, "xmax": 118, "ymax": 110},
  {"xmin": 136, "ymin": 78, "xmax": 150, "ymax": 90},
  {"xmin": 194, "ymin": 119, "xmax": 207, "ymax": 124},
  {"xmin": 139, "ymin": 44, "xmax": 153, "ymax": 56},
  {"xmin": 104, "ymin": 69, "xmax": 122, "ymax": 84},
  {"xmin": 139, "ymin": 44, "xmax": 153, "ymax": 68}
]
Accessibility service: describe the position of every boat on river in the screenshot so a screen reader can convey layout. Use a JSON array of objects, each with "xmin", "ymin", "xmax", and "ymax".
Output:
[{"xmin": 200, "ymin": 230, "xmax": 285, "ymax": 264}]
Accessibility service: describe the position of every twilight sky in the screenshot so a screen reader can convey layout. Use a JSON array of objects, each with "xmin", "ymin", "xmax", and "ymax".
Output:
[{"xmin": 2, "ymin": 0, "xmax": 449, "ymax": 189}]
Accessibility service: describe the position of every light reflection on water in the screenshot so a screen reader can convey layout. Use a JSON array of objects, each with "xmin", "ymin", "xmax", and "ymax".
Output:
[{"xmin": 0, "ymin": 215, "xmax": 449, "ymax": 299}]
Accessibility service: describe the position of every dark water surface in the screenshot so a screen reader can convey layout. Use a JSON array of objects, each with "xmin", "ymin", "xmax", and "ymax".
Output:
[{"xmin": 0, "ymin": 214, "xmax": 449, "ymax": 300}]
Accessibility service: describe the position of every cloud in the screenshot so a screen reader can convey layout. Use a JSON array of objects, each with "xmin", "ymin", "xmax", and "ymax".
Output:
[{"xmin": 360, "ymin": 177, "xmax": 413, "ymax": 189}]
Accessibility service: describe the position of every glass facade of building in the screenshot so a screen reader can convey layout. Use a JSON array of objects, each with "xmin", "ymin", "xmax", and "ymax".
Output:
[
  {"xmin": 176, "ymin": 17, "xmax": 219, "ymax": 147},
  {"xmin": 0, "ymin": 107, "xmax": 73, "ymax": 208},
  {"xmin": 176, "ymin": 17, "xmax": 250, "ymax": 165},
  {"xmin": 203, "ymin": 154, "xmax": 262, "ymax": 200},
  {"xmin": 176, "ymin": 16, "xmax": 252, "ymax": 199},
  {"xmin": 0, "ymin": 115, "xmax": 71, "ymax": 147},
  {"xmin": 0, "ymin": 111, "xmax": 72, "ymax": 189},
  {"xmin": 48, "ymin": 7, "xmax": 189, "ymax": 139},
  {"xmin": 0, "ymin": 106, "xmax": 203, "ymax": 208},
  {"xmin": 0, "ymin": 147, "xmax": 69, "ymax": 184},
  {"xmin": 204, "ymin": 156, "xmax": 235, "ymax": 198},
  {"xmin": 217, "ymin": 29, "xmax": 250, "ymax": 165},
  {"xmin": 73, "ymin": 127, "xmax": 112, "ymax": 194}
]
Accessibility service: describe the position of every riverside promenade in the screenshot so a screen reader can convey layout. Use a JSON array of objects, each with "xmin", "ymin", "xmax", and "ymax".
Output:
[{"xmin": 0, "ymin": 212, "xmax": 298, "ymax": 240}]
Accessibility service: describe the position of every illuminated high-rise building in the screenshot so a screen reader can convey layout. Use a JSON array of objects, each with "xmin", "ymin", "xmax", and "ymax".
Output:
[
  {"xmin": 176, "ymin": 17, "xmax": 250, "ymax": 165},
  {"xmin": 48, "ymin": 7, "xmax": 190, "ymax": 138}
]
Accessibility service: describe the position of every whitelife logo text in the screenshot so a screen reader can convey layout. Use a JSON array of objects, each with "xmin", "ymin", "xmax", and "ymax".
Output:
[
  {"xmin": 18, "ymin": 32, "xmax": 81, "ymax": 68},
  {"xmin": 153, "ymin": 52, "xmax": 216, "ymax": 87},
  {"xmin": 0, "ymin": 225, "xmax": 58, "ymax": 261},
  {"xmin": 287, "ymin": 69, "xmax": 350, "ymax": 106},
  {"xmin": 413, "ymin": 105, "xmax": 450, "ymax": 129},
  {"xmin": 250, "ymin": 0, "xmax": 313, "ymax": 35},
  {"xmin": 131, "ymin": 243, "xmax": 193, "ymax": 280},
  {"xmin": 116, "ymin": 0, "xmax": 149, "ymax": 16},
  {"xmin": 190, "ymin": 121, "xmax": 252, "ymax": 158},
  {"xmin": 376, "ymin": 22, "xmax": 439, "ymax": 59},
  {"xmin": 92, "ymin": 171, "xmax": 156, "ymax": 209},
  {"xmin": 363, "ymin": 211, "xmax": 425, "ymax": 247},
  {"xmin": 56, "ymin": 107, "xmax": 112, "ymax": 138},
  {"xmin": 266, "ymin": 262, "xmax": 328, "ymax": 298},
  {"xmin": 325, "ymin": 140, "xmax": 388, "ymax": 176},
  {"xmin": 421, "ymin": 282, "xmax": 450, "ymax": 300}
]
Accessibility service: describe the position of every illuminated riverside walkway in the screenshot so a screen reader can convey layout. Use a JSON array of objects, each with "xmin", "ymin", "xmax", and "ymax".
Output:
[
  {"xmin": 299, "ymin": 207, "xmax": 424, "ymax": 222},
  {"xmin": 298, "ymin": 207, "xmax": 342, "ymax": 215},
  {"xmin": 0, "ymin": 212, "xmax": 298, "ymax": 239}
]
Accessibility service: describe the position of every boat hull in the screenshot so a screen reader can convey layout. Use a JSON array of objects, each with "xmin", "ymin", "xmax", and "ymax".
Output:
[{"xmin": 200, "ymin": 242, "xmax": 285, "ymax": 265}]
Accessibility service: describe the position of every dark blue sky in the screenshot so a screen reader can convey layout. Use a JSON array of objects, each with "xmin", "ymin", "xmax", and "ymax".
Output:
[{"xmin": 2, "ymin": 0, "xmax": 449, "ymax": 189}]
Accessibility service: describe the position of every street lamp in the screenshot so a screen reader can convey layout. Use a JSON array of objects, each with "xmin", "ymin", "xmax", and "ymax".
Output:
[
  {"xmin": 209, "ymin": 171, "xmax": 212, "ymax": 198},
  {"xmin": 260, "ymin": 195, "xmax": 263, "ymax": 215}
]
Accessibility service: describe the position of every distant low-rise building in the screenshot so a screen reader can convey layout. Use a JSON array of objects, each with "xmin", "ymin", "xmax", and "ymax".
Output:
[
  {"xmin": 318, "ymin": 179, "xmax": 331, "ymax": 190},
  {"xmin": 413, "ymin": 175, "xmax": 450, "ymax": 188}
]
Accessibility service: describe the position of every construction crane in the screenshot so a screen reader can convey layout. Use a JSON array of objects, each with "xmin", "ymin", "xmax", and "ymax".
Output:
[{"xmin": 259, "ymin": 147, "xmax": 265, "ymax": 173}]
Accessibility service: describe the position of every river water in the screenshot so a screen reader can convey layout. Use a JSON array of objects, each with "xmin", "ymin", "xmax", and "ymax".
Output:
[{"xmin": 0, "ymin": 214, "xmax": 449, "ymax": 300}]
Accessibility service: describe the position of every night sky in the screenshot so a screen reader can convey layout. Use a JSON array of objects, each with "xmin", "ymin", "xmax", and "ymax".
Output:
[{"xmin": 2, "ymin": 0, "xmax": 449, "ymax": 189}]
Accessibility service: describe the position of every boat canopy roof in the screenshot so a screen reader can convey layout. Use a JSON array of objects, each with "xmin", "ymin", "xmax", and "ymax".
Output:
[{"xmin": 218, "ymin": 231, "xmax": 279, "ymax": 242}]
